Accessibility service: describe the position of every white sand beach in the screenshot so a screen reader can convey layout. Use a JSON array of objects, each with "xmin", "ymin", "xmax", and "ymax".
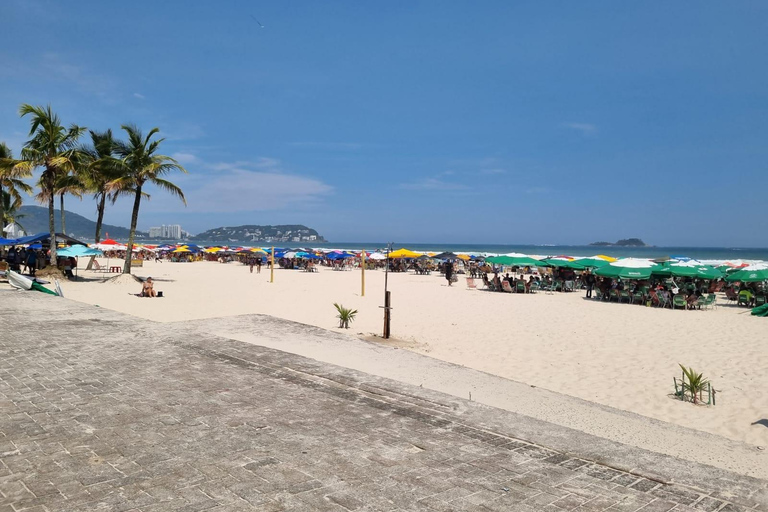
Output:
[{"xmin": 55, "ymin": 259, "xmax": 768, "ymax": 455}]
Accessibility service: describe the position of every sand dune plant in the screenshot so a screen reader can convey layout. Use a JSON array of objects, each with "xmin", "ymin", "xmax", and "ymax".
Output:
[
  {"xmin": 679, "ymin": 364, "xmax": 709, "ymax": 405},
  {"xmin": 334, "ymin": 303, "xmax": 358, "ymax": 329}
]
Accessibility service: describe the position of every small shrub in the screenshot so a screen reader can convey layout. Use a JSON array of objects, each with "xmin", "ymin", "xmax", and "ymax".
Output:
[
  {"xmin": 679, "ymin": 364, "xmax": 709, "ymax": 404},
  {"xmin": 334, "ymin": 303, "xmax": 358, "ymax": 329}
]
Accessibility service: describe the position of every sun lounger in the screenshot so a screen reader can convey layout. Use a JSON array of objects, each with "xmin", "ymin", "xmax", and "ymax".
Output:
[
  {"xmin": 672, "ymin": 295, "xmax": 688, "ymax": 309},
  {"xmin": 501, "ymin": 281, "xmax": 514, "ymax": 293}
]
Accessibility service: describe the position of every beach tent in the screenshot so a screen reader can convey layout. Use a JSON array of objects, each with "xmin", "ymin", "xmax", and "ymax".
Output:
[
  {"xmin": 486, "ymin": 255, "xmax": 549, "ymax": 267},
  {"xmin": 388, "ymin": 248, "xmax": 421, "ymax": 258},
  {"xmin": 1, "ymin": 232, "xmax": 87, "ymax": 247},
  {"xmin": 595, "ymin": 258, "xmax": 658, "ymax": 280},
  {"xmin": 725, "ymin": 264, "xmax": 768, "ymax": 283}
]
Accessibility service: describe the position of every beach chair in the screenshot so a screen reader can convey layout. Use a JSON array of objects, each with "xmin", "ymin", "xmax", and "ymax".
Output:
[
  {"xmin": 724, "ymin": 288, "xmax": 738, "ymax": 304},
  {"xmin": 516, "ymin": 281, "xmax": 526, "ymax": 293},
  {"xmin": 594, "ymin": 288, "xmax": 603, "ymax": 301},
  {"xmin": 608, "ymin": 289, "xmax": 619, "ymax": 302},
  {"xmin": 697, "ymin": 293, "xmax": 717, "ymax": 310},
  {"xmin": 501, "ymin": 281, "xmax": 514, "ymax": 293},
  {"xmin": 631, "ymin": 290, "xmax": 645, "ymax": 305},
  {"xmin": 658, "ymin": 292, "xmax": 672, "ymax": 309},
  {"xmin": 619, "ymin": 290, "xmax": 631, "ymax": 303},
  {"xmin": 466, "ymin": 277, "xmax": 477, "ymax": 289},
  {"xmin": 672, "ymin": 295, "xmax": 688, "ymax": 310},
  {"xmin": 738, "ymin": 290, "xmax": 752, "ymax": 307},
  {"xmin": 529, "ymin": 281, "xmax": 540, "ymax": 293},
  {"xmin": 563, "ymin": 280, "xmax": 574, "ymax": 292},
  {"xmin": 755, "ymin": 295, "xmax": 767, "ymax": 307}
]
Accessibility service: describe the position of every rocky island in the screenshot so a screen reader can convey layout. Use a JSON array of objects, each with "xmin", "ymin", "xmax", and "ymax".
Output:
[
  {"xmin": 589, "ymin": 238, "xmax": 650, "ymax": 247},
  {"xmin": 190, "ymin": 225, "xmax": 326, "ymax": 244}
]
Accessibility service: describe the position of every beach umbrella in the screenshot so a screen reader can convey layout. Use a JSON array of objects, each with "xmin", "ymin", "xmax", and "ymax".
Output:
[
  {"xmin": 652, "ymin": 261, "xmax": 724, "ymax": 280},
  {"xmin": 725, "ymin": 264, "xmax": 768, "ymax": 282},
  {"xmin": 431, "ymin": 251, "xmax": 458, "ymax": 260},
  {"xmin": 388, "ymin": 248, "xmax": 421, "ymax": 258},
  {"xmin": 416, "ymin": 254, "xmax": 433, "ymax": 260},
  {"xmin": 572, "ymin": 256, "xmax": 611, "ymax": 269},
  {"xmin": 595, "ymin": 258, "xmax": 658, "ymax": 280},
  {"xmin": 486, "ymin": 255, "xmax": 549, "ymax": 267},
  {"xmin": 283, "ymin": 251, "xmax": 298, "ymax": 258},
  {"xmin": 544, "ymin": 257, "xmax": 587, "ymax": 270},
  {"xmin": 456, "ymin": 254, "xmax": 471, "ymax": 261},
  {"xmin": 369, "ymin": 252, "xmax": 387, "ymax": 260},
  {"xmin": 57, "ymin": 245, "xmax": 103, "ymax": 257}
]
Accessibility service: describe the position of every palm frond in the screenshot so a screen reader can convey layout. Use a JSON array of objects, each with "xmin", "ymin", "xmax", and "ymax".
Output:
[{"xmin": 148, "ymin": 177, "xmax": 186, "ymax": 205}]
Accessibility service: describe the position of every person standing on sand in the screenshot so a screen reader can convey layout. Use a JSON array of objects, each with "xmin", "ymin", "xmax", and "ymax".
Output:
[
  {"xmin": 445, "ymin": 260, "xmax": 454, "ymax": 286},
  {"xmin": 249, "ymin": 258, "xmax": 254, "ymax": 273},
  {"xmin": 256, "ymin": 257, "xmax": 262, "ymax": 274}
]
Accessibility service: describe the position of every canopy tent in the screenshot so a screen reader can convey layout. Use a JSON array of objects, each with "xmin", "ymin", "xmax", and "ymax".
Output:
[
  {"xmin": 595, "ymin": 258, "xmax": 658, "ymax": 280},
  {"xmin": 388, "ymin": 248, "xmax": 421, "ymax": 258},
  {"xmin": 0, "ymin": 232, "xmax": 87, "ymax": 247},
  {"xmin": 725, "ymin": 264, "xmax": 768, "ymax": 283},
  {"xmin": 485, "ymin": 255, "xmax": 549, "ymax": 267}
]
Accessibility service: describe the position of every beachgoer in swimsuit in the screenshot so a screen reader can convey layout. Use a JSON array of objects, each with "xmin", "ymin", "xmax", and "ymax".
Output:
[{"xmin": 141, "ymin": 277, "xmax": 156, "ymax": 297}]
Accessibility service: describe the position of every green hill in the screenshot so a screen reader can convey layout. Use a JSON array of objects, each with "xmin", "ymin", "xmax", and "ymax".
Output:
[{"xmin": 16, "ymin": 205, "xmax": 146, "ymax": 241}]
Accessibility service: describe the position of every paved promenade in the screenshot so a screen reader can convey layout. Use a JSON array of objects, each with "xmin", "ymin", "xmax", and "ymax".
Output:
[{"xmin": 1, "ymin": 290, "xmax": 766, "ymax": 511}]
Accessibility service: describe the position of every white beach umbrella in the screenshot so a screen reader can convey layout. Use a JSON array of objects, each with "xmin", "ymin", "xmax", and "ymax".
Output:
[{"xmin": 368, "ymin": 252, "xmax": 387, "ymax": 260}]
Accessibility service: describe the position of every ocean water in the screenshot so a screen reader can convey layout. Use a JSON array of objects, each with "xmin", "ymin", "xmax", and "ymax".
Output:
[{"xmin": 183, "ymin": 241, "xmax": 768, "ymax": 264}]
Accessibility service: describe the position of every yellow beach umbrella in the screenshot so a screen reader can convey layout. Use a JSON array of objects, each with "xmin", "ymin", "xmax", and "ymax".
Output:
[
  {"xmin": 457, "ymin": 254, "xmax": 471, "ymax": 261},
  {"xmin": 250, "ymin": 248, "xmax": 267, "ymax": 254},
  {"xmin": 595, "ymin": 254, "xmax": 617, "ymax": 262},
  {"xmin": 388, "ymin": 248, "xmax": 421, "ymax": 258},
  {"xmin": 172, "ymin": 246, "xmax": 190, "ymax": 254},
  {"xmin": 203, "ymin": 247, "xmax": 221, "ymax": 253}
]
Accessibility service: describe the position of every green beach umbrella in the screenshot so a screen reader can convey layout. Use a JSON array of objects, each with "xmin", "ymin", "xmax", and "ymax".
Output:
[
  {"xmin": 652, "ymin": 261, "xmax": 724, "ymax": 280},
  {"xmin": 725, "ymin": 265, "xmax": 768, "ymax": 282},
  {"xmin": 486, "ymin": 255, "xmax": 549, "ymax": 267},
  {"xmin": 543, "ymin": 257, "xmax": 586, "ymax": 269},
  {"xmin": 571, "ymin": 257, "xmax": 611, "ymax": 269},
  {"xmin": 594, "ymin": 258, "xmax": 658, "ymax": 280}
]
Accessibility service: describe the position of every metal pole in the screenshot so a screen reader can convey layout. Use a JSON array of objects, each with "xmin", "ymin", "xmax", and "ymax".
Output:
[
  {"xmin": 383, "ymin": 243, "xmax": 392, "ymax": 338},
  {"xmin": 270, "ymin": 246, "xmax": 274, "ymax": 283},
  {"xmin": 361, "ymin": 249, "xmax": 365, "ymax": 297}
]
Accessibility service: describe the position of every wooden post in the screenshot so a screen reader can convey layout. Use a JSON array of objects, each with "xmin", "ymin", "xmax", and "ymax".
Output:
[
  {"xmin": 361, "ymin": 250, "xmax": 365, "ymax": 297},
  {"xmin": 270, "ymin": 246, "xmax": 274, "ymax": 283},
  {"xmin": 383, "ymin": 291, "xmax": 391, "ymax": 339}
]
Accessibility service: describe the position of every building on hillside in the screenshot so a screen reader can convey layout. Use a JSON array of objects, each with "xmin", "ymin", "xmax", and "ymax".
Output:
[{"xmin": 2, "ymin": 222, "xmax": 26, "ymax": 238}]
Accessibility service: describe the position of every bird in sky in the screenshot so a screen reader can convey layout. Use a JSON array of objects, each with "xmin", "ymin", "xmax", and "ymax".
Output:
[{"xmin": 250, "ymin": 15, "xmax": 264, "ymax": 28}]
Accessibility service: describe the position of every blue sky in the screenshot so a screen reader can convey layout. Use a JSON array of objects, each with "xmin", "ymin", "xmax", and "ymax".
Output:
[{"xmin": 2, "ymin": 1, "xmax": 767, "ymax": 246}]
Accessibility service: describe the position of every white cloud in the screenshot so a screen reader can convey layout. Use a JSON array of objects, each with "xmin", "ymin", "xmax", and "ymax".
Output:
[
  {"xmin": 399, "ymin": 178, "xmax": 467, "ymax": 191},
  {"xmin": 171, "ymin": 152, "xmax": 200, "ymax": 165},
  {"xmin": 133, "ymin": 92, "xmax": 145, "ymax": 100},
  {"xmin": 562, "ymin": 122, "xmax": 597, "ymax": 135},
  {"xmin": 479, "ymin": 168, "xmax": 507, "ymax": 175}
]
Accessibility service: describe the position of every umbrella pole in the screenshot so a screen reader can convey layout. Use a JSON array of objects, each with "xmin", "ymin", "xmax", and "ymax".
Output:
[
  {"xmin": 361, "ymin": 250, "xmax": 365, "ymax": 297},
  {"xmin": 270, "ymin": 246, "xmax": 274, "ymax": 283}
]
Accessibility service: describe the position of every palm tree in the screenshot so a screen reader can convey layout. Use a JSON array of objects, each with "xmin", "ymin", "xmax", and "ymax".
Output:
[
  {"xmin": 1, "ymin": 189, "xmax": 26, "ymax": 234},
  {"xmin": 16, "ymin": 104, "xmax": 85, "ymax": 264},
  {"xmin": 0, "ymin": 142, "xmax": 33, "ymax": 237},
  {"xmin": 111, "ymin": 125, "xmax": 187, "ymax": 274}
]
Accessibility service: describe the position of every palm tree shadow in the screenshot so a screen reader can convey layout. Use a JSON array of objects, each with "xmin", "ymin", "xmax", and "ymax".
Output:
[{"xmin": 751, "ymin": 419, "xmax": 768, "ymax": 428}]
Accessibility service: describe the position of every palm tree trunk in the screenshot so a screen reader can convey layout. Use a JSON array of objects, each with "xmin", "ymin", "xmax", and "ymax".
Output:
[
  {"xmin": 0, "ymin": 183, "xmax": 5, "ymax": 236},
  {"xmin": 87, "ymin": 193, "xmax": 107, "ymax": 270},
  {"xmin": 94, "ymin": 193, "xmax": 106, "ymax": 244},
  {"xmin": 124, "ymin": 184, "xmax": 142, "ymax": 275},
  {"xmin": 48, "ymin": 190, "xmax": 57, "ymax": 265},
  {"xmin": 60, "ymin": 193, "xmax": 66, "ymax": 234}
]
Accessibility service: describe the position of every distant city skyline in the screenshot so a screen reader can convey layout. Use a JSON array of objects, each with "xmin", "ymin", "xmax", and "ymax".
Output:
[{"xmin": 2, "ymin": 2, "xmax": 767, "ymax": 247}]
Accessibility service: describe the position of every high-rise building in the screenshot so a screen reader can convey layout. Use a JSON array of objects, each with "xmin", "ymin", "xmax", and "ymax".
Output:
[{"xmin": 148, "ymin": 224, "xmax": 183, "ymax": 239}]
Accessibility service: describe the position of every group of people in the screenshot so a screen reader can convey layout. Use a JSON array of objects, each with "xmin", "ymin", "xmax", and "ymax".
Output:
[{"xmin": 2, "ymin": 246, "xmax": 42, "ymax": 275}]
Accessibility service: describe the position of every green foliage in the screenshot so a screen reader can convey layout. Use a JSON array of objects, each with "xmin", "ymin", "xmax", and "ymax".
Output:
[
  {"xmin": 334, "ymin": 303, "xmax": 358, "ymax": 329},
  {"xmin": 679, "ymin": 364, "xmax": 710, "ymax": 405}
]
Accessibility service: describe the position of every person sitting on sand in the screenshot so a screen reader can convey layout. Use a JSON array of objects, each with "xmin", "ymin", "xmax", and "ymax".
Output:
[{"xmin": 141, "ymin": 277, "xmax": 156, "ymax": 298}]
